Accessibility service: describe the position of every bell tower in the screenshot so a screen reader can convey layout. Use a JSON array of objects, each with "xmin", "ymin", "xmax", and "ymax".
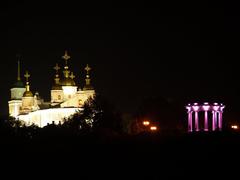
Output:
[
  {"xmin": 51, "ymin": 63, "xmax": 64, "ymax": 105},
  {"xmin": 21, "ymin": 71, "xmax": 34, "ymax": 113},
  {"xmin": 60, "ymin": 51, "xmax": 78, "ymax": 101},
  {"xmin": 8, "ymin": 58, "xmax": 26, "ymax": 117}
]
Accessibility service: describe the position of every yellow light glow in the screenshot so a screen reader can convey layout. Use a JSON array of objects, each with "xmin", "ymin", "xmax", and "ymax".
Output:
[
  {"xmin": 150, "ymin": 126, "xmax": 157, "ymax": 131},
  {"xmin": 62, "ymin": 86, "xmax": 77, "ymax": 95},
  {"xmin": 143, "ymin": 121, "xmax": 150, "ymax": 126},
  {"xmin": 231, "ymin": 125, "xmax": 238, "ymax": 129}
]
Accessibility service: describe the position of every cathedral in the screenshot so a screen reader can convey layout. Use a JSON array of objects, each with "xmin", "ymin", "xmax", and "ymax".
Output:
[{"xmin": 8, "ymin": 51, "xmax": 95, "ymax": 127}]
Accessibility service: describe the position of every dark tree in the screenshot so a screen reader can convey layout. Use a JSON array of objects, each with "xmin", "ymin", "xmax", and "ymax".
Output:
[{"xmin": 62, "ymin": 94, "xmax": 123, "ymax": 134}]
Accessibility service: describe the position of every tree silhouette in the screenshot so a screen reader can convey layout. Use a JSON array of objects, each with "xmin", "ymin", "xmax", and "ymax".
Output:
[{"xmin": 62, "ymin": 94, "xmax": 123, "ymax": 134}]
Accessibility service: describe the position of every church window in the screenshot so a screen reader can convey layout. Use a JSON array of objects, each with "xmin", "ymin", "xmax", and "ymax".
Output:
[{"xmin": 78, "ymin": 100, "xmax": 82, "ymax": 106}]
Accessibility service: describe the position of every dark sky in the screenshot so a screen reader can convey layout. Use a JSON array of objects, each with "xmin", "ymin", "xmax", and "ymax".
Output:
[{"xmin": 1, "ymin": 1, "xmax": 240, "ymax": 119}]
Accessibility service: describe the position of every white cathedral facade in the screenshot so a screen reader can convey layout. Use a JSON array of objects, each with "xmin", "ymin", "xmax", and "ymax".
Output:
[{"xmin": 8, "ymin": 51, "xmax": 95, "ymax": 127}]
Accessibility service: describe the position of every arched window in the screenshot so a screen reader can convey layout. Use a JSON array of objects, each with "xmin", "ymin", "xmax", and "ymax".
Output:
[
  {"xmin": 58, "ymin": 95, "xmax": 61, "ymax": 100},
  {"xmin": 78, "ymin": 100, "xmax": 83, "ymax": 106}
]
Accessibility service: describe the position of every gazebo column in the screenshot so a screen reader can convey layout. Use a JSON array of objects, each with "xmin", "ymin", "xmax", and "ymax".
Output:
[
  {"xmin": 218, "ymin": 111, "xmax": 223, "ymax": 131},
  {"xmin": 212, "ymin": 111, "xmax": 216, "ymax": 131},
  {"xmin": 215, "ymin": 111, "xmax": 218, "ymax": 130},
  {"xmin": 204, "ymin": 111, "xmax": 208, "ymax": 131},
  {"xmin": 188, "ymin": 111, "xmax": 193, "ymax": 132},
  {"xmin": 195, "ymin": 111, "xmax": 199, "ymax": 131}
]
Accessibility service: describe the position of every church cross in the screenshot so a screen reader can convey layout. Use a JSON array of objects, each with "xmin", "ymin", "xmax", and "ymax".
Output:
[
  {"xmin": 70, "ymin": 72, "xmax": 75, "ymax": 79},
  {"xmin": 24, "ymin": 71, "xmax": 30, "ymax": 82},
  {"xmin": 85, "ymin": 64, "xmax": 91, "ymax": 74},
  {"xmin": 62, "ymin": 50, "xmax": 70, "ymax": 65},
  {"xmin": 54, "ymin": 63, "xmax": 60, "ymax": 73}
]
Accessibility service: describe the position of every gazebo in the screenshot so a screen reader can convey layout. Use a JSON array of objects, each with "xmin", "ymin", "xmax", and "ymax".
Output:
[{"xmin": 186, "ymin": 102, "xmax": 225, "ymax": 132}]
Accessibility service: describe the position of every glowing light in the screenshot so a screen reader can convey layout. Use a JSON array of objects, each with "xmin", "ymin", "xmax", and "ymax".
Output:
[
  {"xmin": 18, "ymin": 107, "xmax": 83, "ymax": 127},
  {"xmin": 213, "ymin": 105, "xmax": 220, "ymax": 111},
  {"xmin": 220, "ymin": 105, "xmax": 225, "ymax": 111},
  {"xmin": 192, "ymin": 105, "xmax": 200, "ymax": 111},
  {"xmin": 62, "ymin": 86, "xmax": 77, "ymax": 95},
  {"xmin": 202, "ymin": 104, "xmax": 210, "ymax": 111},
  {"xmin": 150, "ymin": 126, "xmax": 157, "ymax": 131},
  {"xmin": 143, "ymin": 121, "xmax": 150, "ymax": 126},
  {"xmin": 186, "ymin": 106, "xmax": 191, "ymax": 112},
  {"xmin": 186, "ymin": 102, "xmax": 225, "ymax": 132},
  {"xmin": 231, "ymin": 125, "xmax": 238, "ymax": 130}
]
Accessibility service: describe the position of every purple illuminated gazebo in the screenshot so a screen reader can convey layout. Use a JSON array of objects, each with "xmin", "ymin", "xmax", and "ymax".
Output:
[{"xmin": 186, "ymin": 103, "xmax": 225, "ymax": 132}]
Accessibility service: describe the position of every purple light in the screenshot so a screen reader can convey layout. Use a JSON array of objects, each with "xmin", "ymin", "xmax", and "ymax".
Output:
[
  {"xmin": 186, "ymin": 106, "xmax": 191, "ymax": 112},
  {"xmin": 186, "ymin": 102, "xmax": 225, "ymax": 132},
  {"xmin": 220, "ymin": 106, "xmax": 225, "ymax": 111},
  {"xmin": 192, "ymin": 105, "xmax": 200, "ymax": 111},
  {"xmin": 202, "ymin": 105, "xmax": 210, "ymax": 111},
  {"xmin": 213, "ymin": 105, "xmax": 220, "ymax": 111}
]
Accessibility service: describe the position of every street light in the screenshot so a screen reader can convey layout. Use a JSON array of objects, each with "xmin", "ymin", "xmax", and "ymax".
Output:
[
  {"xmin": 150, "ymin": 126, "xmax": 157, "ymax": 131},
  {"xmin": 143, "ymin": 121, "xmax": 150, "ymax": 126},
  {"xmin": 231, "ymin": 125, "xmax": 238, "ymax": 130}
]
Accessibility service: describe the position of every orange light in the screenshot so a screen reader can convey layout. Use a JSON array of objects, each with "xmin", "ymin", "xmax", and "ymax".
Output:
[
  {"xmin": 143, "ymin": 121, "xmax": 150, "ymax": 126},
  {"xmin": 231, "ymin": 125, "xmax": 238, "ymax": 129},
  {"xmin": 150, "ymin": 126, "xmax": 157, "ymax": 131}
]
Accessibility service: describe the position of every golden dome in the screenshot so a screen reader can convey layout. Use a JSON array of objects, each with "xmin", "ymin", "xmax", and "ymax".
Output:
[
  {"xmin": 52, "ymin": 84, "xmax": 62, "ymax": 90},
  {"xmin": 23, "ymin": 91, "xmax": 33, "ymax": 97},
  {"xmin": 60, "ymin": 77, "xmax": 76, "ymax": 86},
  {"xmin": 83, "ymin": 84, "xmax": 94, "ymax": 90}
]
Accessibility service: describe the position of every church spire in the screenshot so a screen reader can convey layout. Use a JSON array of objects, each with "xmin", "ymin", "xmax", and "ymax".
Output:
[
  {"xmin": 17, "ymin": 60, "xmax": 21, "ymax": 81},
  {"xmin": 83, "ymin": 64, "xmax": 93, "ymax": 90},
  {"xmin": 52, "ymin": 63, "xmax": 62, "ymax": 90},
  {"xmin": 24, "ymin": 71, "xmax": 30, "ymax": 91},
  {"xmin": 12, "ymin": 55, "xmax": 25, "ymax": 88},
  {"xmin": 54, "ymin": 63, "xmax": 60, "ymax": 85},
  {"xmin": 60, "ymin": 51, "xmax": 76, "ymax": 86},
  {"xmin": 62, "ymin": 50, "xmax": 70, "ymax": 78},
  {"xmin": 23, "ymin": 71, "xmax": 33, "ymax": 97}
]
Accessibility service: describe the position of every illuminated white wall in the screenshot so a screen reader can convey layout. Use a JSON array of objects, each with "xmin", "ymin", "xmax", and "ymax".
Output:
[
  {"xmin": 62, "ymin": 86, "xmax": 78, "ymax": 101},
  {"xmin": 60, "ymin": 95, "xmax": 79, "ymax": 108},
  {"xmin": 51, "ymin": 90, "xmax": 64, "ymax": 104},
  {"xmin": 60, "ymin": 90, "xmax": 95, "ymax": 108},
  {"xmin": 10, "ymin": 88, "xmax": 26, "ymax": 100},
  {"xmin": 8, "ymin": 100, "xmax": 22, "ymax": 118},
  {"xmin": 18, "ymin": 107, "xmax": 83, "ymax": 127},
  {"xmin": 78, "ymin": 90, "xmax": 95, "ymax": 103}
]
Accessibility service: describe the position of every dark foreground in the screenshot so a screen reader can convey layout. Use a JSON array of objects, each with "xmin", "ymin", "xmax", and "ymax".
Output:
[{"xmin": 1, "ymin": 131, "xmax": 240, "ymax": 179}]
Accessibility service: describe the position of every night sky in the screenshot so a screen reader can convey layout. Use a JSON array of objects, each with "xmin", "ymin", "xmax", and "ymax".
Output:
[{"xmin": 1, "ymin": 1, "xmax": 240, "ymax": 121}]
